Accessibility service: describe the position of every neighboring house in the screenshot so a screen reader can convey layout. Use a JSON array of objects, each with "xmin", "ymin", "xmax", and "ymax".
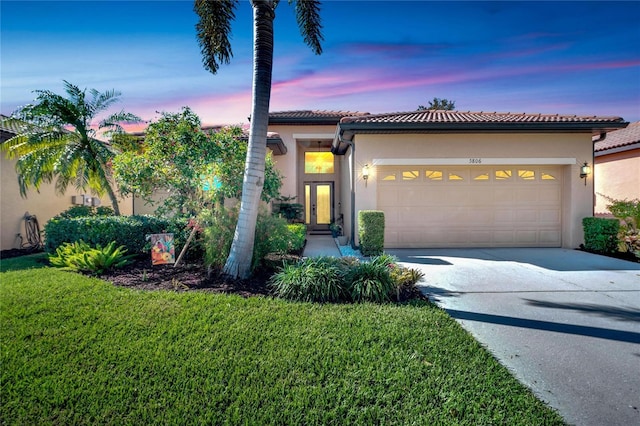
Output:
[
  {"xmin": 0, "ymin": 115, "xmax": 134, "ymax": 251},
  {"xmin": 594, "ymin": 121, "xmax": 640, "ymax": 214},
  {"xmin": 268, "ymin": 110, "xmax": 627, "ymax": 249}
]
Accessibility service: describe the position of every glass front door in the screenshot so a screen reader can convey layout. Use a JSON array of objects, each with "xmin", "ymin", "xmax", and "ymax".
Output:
[{"xmin": 304, "ymin": 182, "xmax": 333, "ymax": 232}]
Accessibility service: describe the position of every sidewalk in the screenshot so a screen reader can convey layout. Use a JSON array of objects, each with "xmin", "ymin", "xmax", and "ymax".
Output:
[{"xmin": 302, "ymin": 235, "xmax": 341, "ymax": 257}]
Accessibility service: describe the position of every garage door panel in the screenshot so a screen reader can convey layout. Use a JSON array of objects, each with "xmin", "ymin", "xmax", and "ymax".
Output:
[
  {"xmin": 378, "ymin": 165, "xmax": 562, "ymax": 248},
  {"xmin": 539, "ymin": 187, "xmax": 561, "ymax": 203},
  {"xmin": 539, "ymin": 209, "xmax": 561, "ymax": 223}
]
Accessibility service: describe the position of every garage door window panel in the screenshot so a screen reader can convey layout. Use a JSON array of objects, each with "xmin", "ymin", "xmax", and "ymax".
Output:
[
  {"xmin": 495, "ymin": 169, "xmax": 513, "ymax": 180},
  {"xmin": 425, "ymin": 170, "xmax": 443, "ymax": 181},
  {"xmin": 518, "ymin": 169, "xmax": 536, "ymax": 181}
]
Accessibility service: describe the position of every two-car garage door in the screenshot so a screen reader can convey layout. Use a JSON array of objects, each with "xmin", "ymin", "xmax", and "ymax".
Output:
[{"xmin": 377, "ymin": 165, "xmax": 562, "ymax": 248}]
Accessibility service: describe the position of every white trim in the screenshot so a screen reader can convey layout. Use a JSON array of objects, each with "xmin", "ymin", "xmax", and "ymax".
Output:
[
  {"xmin": 373, "ymin": 157, "xmax": 577, "ymax": 166},
  {"xmin": 293, "ymin": 133, "xmax": 335, "ymax": 140}
]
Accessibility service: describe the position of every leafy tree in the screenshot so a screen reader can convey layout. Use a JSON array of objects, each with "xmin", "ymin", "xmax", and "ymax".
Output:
[
  {"xmin": 195, "ymin": 0, "xmax": 323, "ymax": 279},
  {"xmin": 417, "ymin": 97, "xmax": 456, "ymax": 111},
  {"xmin": 112, "ymin": 107, "xmax": 282, "ymax": 218},
  {"xmin": 1, "ymin": 80, "xmax": 140, "ymax": 215}
]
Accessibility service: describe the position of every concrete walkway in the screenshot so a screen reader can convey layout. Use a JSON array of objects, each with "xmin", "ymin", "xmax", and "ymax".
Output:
[
  {"xmin": 302, "ymin": 235, "xmax": 341, "ymax": 257},
  {"xmin": 388, "ymin": 248, "xmax": 640, "ymax": 426}
]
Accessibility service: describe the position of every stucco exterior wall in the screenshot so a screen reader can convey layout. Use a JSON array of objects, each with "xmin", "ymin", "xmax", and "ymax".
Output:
[
  {"xmin": 348, "ymin": 132, "xmax": 594, "ymax": 249},
  {"xmin": 267, "ymin": 124, "xmax": 337, "ymax": 201},
  {"xmin": 594, "ymin": 148, "xmax": 640, "ymax": 214},
  {"xmin": 1, "ymin": 155, "xmax": 134, "ymax": 251}
]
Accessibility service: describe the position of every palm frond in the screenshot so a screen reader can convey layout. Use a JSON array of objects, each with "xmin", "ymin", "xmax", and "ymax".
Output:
[
  {"xmin": 99, "ymin": 111, "xmax": 142, "ymax": 134},
  {"xmin": 194, "ymin": 0, "xmax": 238, "ymax": 74},
  {"xmin": 292, "ymin": 0, "xmax": 323, "ymax": 55}
]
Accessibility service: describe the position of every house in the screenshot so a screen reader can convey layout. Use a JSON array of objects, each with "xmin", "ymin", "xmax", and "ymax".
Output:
[
  {"xmin": 268, "ymin": 110, "xmax": 627, "ymax": 249},
  {"xmin": 0, "ymin": 115, "xmax": 134, "ymax": 251},
  {"xmin": 594, "ymin": 121, "xmax": 640, "ymax": 214},
  {"xmin": 1, "ymin": 110, "xmax": 628, "ymax": 252}
]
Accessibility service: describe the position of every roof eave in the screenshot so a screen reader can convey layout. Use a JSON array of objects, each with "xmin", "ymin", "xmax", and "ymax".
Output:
[
  {"xmin": 595, "ymin": 141, "xmax": 640, "ymax": 157},
  {"xmin": 331, "ymin": 121, "xmax": 629, "ymax": 155}
]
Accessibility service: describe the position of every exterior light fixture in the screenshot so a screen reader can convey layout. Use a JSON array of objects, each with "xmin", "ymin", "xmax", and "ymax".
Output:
[
  {"xmin": 580, "ymin": 162, "xmax": 591, "ymax": 185},
  {"xmin": 362, "ymin": 164, "xmax": 370, "ymax": 187}
]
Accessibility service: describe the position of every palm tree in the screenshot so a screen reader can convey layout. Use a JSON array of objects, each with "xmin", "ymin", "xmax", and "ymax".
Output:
[
  {"xmin": 2, "ymin": 80, "xmax": 141, "ymax": 215},
  {"xmin": 195, "ymin": 0, "xmax": 323, "ymax": 279}
]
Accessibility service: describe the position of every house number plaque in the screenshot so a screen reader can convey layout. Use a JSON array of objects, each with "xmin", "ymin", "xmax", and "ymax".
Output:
[{"xmin": 469, "ymin": 158, "xmax": 482, "ymax": 164}]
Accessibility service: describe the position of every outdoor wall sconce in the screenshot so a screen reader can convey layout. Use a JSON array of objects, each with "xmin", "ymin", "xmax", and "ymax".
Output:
[
  {"xmin": 580, "ymin": 162, "xmax": 591, "ymax": 185},
  {"xmin": 362, "ymin": 164, "xmax": 370, "ymax": 187}
]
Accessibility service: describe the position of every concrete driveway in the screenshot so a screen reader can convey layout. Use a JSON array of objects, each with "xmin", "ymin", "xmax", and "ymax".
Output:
[{"xmin": 387, "ymin": 248, "xmax": 640, "ymax": 426}]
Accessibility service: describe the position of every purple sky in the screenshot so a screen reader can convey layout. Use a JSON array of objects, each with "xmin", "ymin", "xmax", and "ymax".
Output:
[{"xmin": 2, "ymin": 1, "xmax": 639, "ymax": 130}]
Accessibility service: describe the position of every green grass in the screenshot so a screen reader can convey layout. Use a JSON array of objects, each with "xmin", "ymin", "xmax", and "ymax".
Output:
[
  {"xmin": 0, "ymin": 252, "xmax": 48, "ymax": 272},
  {"xmin": 1, "ymin": 259, "xmax": 565, "ymax": 425}
]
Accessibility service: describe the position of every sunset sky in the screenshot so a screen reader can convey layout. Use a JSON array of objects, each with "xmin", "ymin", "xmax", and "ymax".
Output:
[{"xmin": 2, "ymin": 0, "xmax": 639, "ymax": 130}]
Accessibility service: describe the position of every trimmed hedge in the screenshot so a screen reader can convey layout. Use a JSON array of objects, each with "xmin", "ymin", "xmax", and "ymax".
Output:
[
  {"xmin": 44, "ymin": 215, "xmax": 187, "ymax": 255},
  {"xmin": 582, "ymin": 217, "xmax": 619, "ymax": 254},
  {"xmin": 358, "ymin": 210, "xmax": 385, "ymax": 256}
]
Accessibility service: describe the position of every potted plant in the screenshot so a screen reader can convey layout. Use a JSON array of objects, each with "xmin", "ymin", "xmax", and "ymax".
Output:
[{"xmin": 329, "ymin": 222, "xmax": 342, "ymax": 238}]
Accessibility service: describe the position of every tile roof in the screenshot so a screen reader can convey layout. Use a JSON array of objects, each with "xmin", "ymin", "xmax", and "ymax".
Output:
[
  {"xmin": 269, "ymin": 110, "xmax": 369, "ymax": 125},
  {"xmin": 595, "ymin": 121, "xmax": 640, "ymax": 153},
  {"xmin": 0, "ymin": 114, "xmax": 29, "ymax": 136},
  {"xmin": 339, "ymin": 110, "xmax": 625, "ymax": 125}
]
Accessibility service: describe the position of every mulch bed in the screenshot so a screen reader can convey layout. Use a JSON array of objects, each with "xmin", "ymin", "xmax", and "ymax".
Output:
[{"xmin": 98, "ymin": 256, "xmax": 278, "ymax": 297}]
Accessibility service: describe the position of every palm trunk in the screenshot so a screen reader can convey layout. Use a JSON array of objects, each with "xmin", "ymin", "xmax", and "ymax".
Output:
[
  {"xmin": 104, "ymin": 181, "xmax": 121, "ymax": 216},
  {"xmin": 222, "ymin": 0, "xmax": 275, "ymax": 279}
]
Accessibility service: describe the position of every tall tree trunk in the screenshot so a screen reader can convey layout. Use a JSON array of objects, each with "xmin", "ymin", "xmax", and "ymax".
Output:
[
  {"xmin": 104, "ymin": 181, "xmax": 121, "ymax": 216},
  {"xmin": 222, "ymin": 0, "xmax": 274, "ymax": 279}
]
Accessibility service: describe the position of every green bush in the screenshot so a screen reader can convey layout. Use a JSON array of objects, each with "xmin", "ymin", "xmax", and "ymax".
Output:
[
  {"xmin": 55, "ymin": 205, "xmax": 115, "ymax": 219},
  {"xmin": 48, "ymin": 240, "xmax": 135, "ymax": 275},
  {"xmin": 358, "ymin": 210, "xmax": 385, "ymax": 256},
  {"xmin": 44, "ymin": 215, "xmax": 175, "ymax": 254},
  {"xmin": 582, "ymin": 217, "xmax": 619, "ymax": 254},
  {"xmin": 201, "ymin": 208, "xmax": 304, "ymax": 273},
  {"xmin": 275, "ymin": 202, "xmax": 304, "ymax": 223},
  {"xmin": 605, "ymin": 197, "xmax": 640, "ymax": 259},
  {"xmin": 270, "ymin": 254, "xmax": 425, "ymax": 304},
  {"xmin": 269, "ymin": 257, "xmax": 347, "ymax": 303},
  {"xmin": 346, "ymin": 261, "xmax": 395, "ymax": 303},
  {"xmin": 286, "ymin": 224, "xmax": 307, "ymax": 254}
]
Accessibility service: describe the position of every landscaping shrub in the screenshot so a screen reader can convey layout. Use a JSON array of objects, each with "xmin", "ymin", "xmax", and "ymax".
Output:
[
  {"xmin": 605, "ymin": 197, "xmax": 640, "ymax": 259},
  {"xmin": 358, "ymin": 210, "xmax": 385, "ymax": 256},
  {"xmin": 201, "ymin": 208, "xmax": 305, "ymax": 273},
  {"xmin": 48, "ymin": 240, "xmax": 135, "ymax": 275},
  {"xmin": 286, "ymin": 224, "xmax": 307, "ymax": 254},
  {"xmin": 582, "ymin": 217, "xmax": 619, "ymax": 254},
  {"xmin": 269, "ymin": 257, "xmax": 347, "ymax": 303},
  {"xmin": 270, "ymin": 254, "xmax": 425, "ymax": 304},
  {"xmin": 44, "ymin": 215, "xmax": 174, "ymax": 254},
  {"xmin": 346, "ymin": 260, "xmax": 395, "ymax": 303},
  {"xmin": 55, "ymin": 205, "xmax": 114, "ymax": 219}
]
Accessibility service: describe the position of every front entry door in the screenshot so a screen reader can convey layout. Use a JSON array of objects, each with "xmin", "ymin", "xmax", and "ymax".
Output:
[{"xmin": 304, "ymin": 182, "xmax": 333, "ymax": 233}]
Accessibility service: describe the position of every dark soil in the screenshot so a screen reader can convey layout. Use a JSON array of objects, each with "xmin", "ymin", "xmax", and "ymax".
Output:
[{"xmin": 98, "ymin": 255, "xmax": 298, "ymax": 297}]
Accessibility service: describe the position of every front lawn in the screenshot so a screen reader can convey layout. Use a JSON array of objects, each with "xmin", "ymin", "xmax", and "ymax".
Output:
[{"xmin": 1, "ymin": 261, "xmax": 564, "ymax": 425}]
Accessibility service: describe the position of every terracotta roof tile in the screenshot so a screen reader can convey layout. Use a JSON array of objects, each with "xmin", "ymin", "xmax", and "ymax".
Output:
[
  {"xmin": 340, "ymin": 110, "xmax": 625, "ymax": 125},
  {"xmin": 0, "ymin": 114, "xmax": 29, "ymax": 136},
  {"xmin": 595, "ymin": 121, "xmax": 640, "ymax": 152},
  {"xmin": 269, "ymin": 110, "xmax": 369, "ymax": 125}
]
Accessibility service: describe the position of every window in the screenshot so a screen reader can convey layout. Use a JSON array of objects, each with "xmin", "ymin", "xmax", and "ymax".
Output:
[
  {"xmin": 495, "ymin": 170, "xmax": 512, "ymax": 180},
  {"xmin": 403, "ymin": 170, "xmax": 419, "ymax": 180},
  {"xmin": 448, "ymin": 172, "xmax": 464, "ymax": 181},
  {"xmin": 425, "ymin": 170, "xmax": 443, "ymax": 181},
  {"xmin": 304, "ymin": 152, "xmax": 334, "ymax": 174},
  {"xmin": 518, "ymin": 169, "xmax": 535, "ymax": 180},
  {"xmin": 473, "ymin": 172, "xmax": 490, "ymax": 181},
  {"xmin": 541, "ymin": 172, "xmax": 556, "ymax": 180},
  {"xmin": 381, "ymin": 173, "xmax": 396, "ymax": 181}
]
